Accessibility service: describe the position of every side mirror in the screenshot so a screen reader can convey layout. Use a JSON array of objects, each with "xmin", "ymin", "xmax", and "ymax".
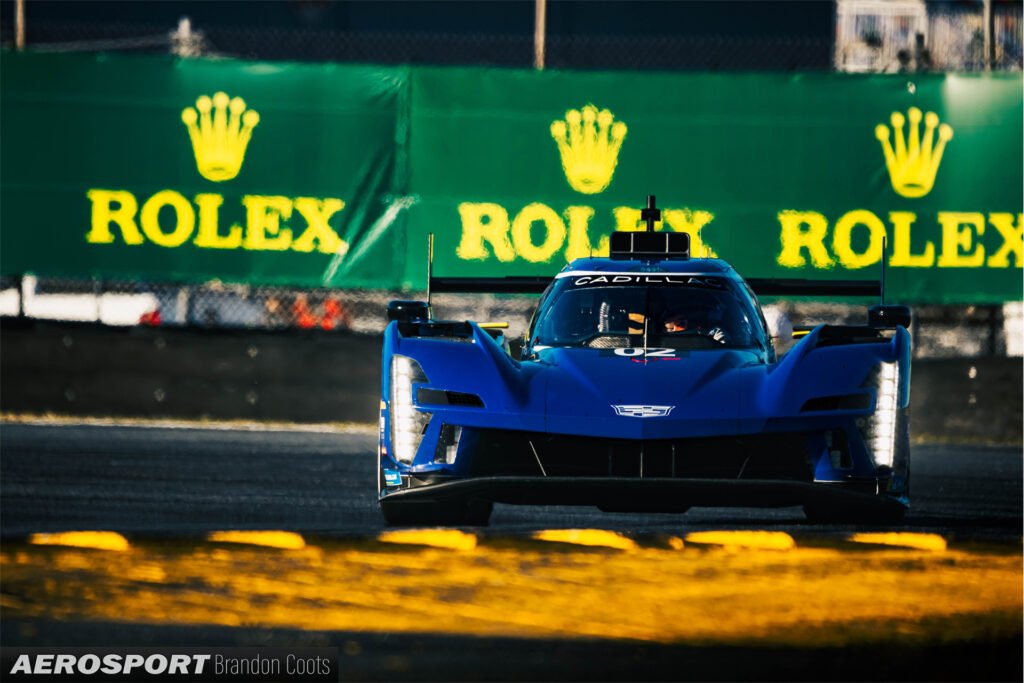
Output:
[
  {"xmin": 387, "ymin": 300, "xmax": 431, "ymax": 323},
  {"xmin": 868, "ymin": 305, "xmax": 912, "ymax": 329}
]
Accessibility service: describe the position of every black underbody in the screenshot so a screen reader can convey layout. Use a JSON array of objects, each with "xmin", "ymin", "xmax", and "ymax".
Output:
[{"xmin": 460, "ymin": 429, "xmax": 816, "ymax": 481}]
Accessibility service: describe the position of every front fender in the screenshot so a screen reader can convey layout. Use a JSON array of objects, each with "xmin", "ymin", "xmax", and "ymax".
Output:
[{"xmin": 745, "ymin": 325, "xmax": 911, "ymax": 423}]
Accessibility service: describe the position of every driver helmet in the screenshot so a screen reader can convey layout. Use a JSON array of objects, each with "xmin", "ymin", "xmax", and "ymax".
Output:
[
  {"xmin": 663, "ymin": 312, "xmax": 691, "ymax": 333},
  {"xmin": 663, "ymin": 307, "xmax": 711, "ymax": 333}
]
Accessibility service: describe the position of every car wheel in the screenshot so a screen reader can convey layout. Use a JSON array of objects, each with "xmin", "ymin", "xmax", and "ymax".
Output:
[
  {"xmin": 598, "ymin": 504, "xmax": 690, "ymax": 514},
  {"xmin": 462, "ymin": 499, "xmax": 494, "ymax": 526},
  {"xmin": 380, "ymin": 498, "xmax": 493, "ymax": 527}
]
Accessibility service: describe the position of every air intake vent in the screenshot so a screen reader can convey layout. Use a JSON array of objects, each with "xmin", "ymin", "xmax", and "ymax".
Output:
[
  {"xmin": 417, "ymin": 388, "xmax": 485, "ymax": 408},
  {"xmin": 800, "ymin": 394, "xmax": 872, "ymax": 412}
]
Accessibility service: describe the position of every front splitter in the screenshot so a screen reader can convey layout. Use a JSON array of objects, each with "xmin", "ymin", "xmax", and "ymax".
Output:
[{"xmin": 381, "ymin": 476, "xmax": 905, "ymax": 513}]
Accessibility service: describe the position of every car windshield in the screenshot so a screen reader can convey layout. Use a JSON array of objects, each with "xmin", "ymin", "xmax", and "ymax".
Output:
[{"xmin": 532, "ymin": 279, "xmax": 763, "ymax": 350}]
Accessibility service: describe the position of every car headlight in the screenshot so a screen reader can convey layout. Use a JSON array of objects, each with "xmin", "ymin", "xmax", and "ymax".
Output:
[
  {"xmin": 390, "ymin": 355, "xmax": 430, "ymax": 464},
  {"xmin": 864, "ymin": 361, "xmax": 899, "ymax": 469}
]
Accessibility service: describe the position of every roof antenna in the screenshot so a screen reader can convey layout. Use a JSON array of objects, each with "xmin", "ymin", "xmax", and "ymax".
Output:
[
  {"xmin": 427, "ymin": 232, "xmax": 434, "ymax": 312},
  {"xmin": 640, "ymin": 194, "xmax": 660, "ymax": 232}
]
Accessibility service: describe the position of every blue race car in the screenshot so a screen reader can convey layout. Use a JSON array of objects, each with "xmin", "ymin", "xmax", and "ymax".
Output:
[{"xmin": 378, "ymin": 197, "xmax": 912, "ymax": 526}]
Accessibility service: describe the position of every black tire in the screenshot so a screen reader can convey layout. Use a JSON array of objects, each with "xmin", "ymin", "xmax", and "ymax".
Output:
[
  {"xmin": 462, "ymin": 499, "xmax": 494, "ymax": 526},
  {"xmin": 803, "ymin": 502, "xmax": 907, "ymax": 525},
  {"xmin": 598, "ymin": 504, "xmax": 691, "ymax": 514},
  {"xmin": 380, "ymin": 498, "xmax": 493, "ymax": 527}
]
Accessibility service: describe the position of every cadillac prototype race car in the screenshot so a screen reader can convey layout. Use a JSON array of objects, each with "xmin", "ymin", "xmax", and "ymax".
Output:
[{"xmin": 378, "ymin": 197, "xmax": 912, "ymax": 526}]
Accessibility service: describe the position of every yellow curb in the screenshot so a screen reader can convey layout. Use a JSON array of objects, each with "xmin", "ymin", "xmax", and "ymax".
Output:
[
  {"xmin": 29, "ymin": 531, "xmax": 130, "ymax": 552},
  {"xmin": 532, "ymin": 529, "xmax": 638, "ymax": 551},
  {"xmin": 377, "ymin": 529, "xmax": 478, "ymax": 551},
  {"xmin": 684, "ymin": 530, "xmax": 796, "ymax": 551},
  {"xmin": 207, "ymin": 531, "xmax": 306, "ymax": 550},
  {"xmin": 848, "ymin": 532, "xmax": 947, "ymax": 552}
]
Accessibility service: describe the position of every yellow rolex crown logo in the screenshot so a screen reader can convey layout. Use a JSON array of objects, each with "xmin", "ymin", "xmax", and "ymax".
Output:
[
  {"xmin": 875, "ymin": 107, "xmax": 953, "ymax": 199},
  {"xmin": 550, "ymin": 104, "xmax": 627, "ymax": 195},
  {"xmin": 181, "ymin": 92, "xmax": 260, "ymax": 182}
]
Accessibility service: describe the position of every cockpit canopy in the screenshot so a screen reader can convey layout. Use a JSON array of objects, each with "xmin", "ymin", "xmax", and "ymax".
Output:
[{"xmin": 530, "ymin": 275, "xmax": 767, "ymax": 351}]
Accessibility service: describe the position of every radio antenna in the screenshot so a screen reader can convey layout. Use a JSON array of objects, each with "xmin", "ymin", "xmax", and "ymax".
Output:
[{"xmin": 427, "ymin": 232, "xmax": 434, "ymax": 309}]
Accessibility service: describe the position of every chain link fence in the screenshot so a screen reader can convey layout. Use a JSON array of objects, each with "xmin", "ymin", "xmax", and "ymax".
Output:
[
  {"xmin": 0, "ymin": 18, "xmax": 839, "ymax": 70},
  {"xmin": 0, "ymin": 274, "xmax": 539, "ymax": 337},
  {"xmin": 1, "ymin": 274, "xmax": 1018, "ymax": 359},
  {"xmin": 3, "ymin": 3, "xmax": 1020, "ymax": 71}
]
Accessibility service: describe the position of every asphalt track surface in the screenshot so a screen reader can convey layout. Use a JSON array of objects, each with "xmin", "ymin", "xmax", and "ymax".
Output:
[
  {"xmin": 1, "ymin": 423, "xmax": 1022, "ymax": 681},
  {"xmin": 1, "ymin": 423, "xmax": 1021, "ymax": 539}
]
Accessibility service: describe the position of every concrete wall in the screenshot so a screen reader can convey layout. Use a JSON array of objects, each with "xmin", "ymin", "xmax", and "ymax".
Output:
[{"xmin": 1, "ymin": 319, "xmax": 381, "ymax": 424}]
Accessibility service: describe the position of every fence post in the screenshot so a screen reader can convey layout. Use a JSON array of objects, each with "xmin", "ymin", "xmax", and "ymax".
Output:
[
  {"xmin": 989, "ymin": 305, "xmax": 1003, "ymax": 356},
  {"xmin": 92, "ymin": 277, "xmax": 102, "ymax": 323},
  {"xmin": 15, "ymin": 0, "xmax": 25, "ymax": 50},
  {"xmin": 983, "ymin": 0, "xmax": 993, "ymax": 71},
  {"xmin": 17, "ymin": 274, "xmax": 26, "ymax": 319},
  {"xmin": 533, "ymin": 0, "xmax": 547, "ymax": 70}
]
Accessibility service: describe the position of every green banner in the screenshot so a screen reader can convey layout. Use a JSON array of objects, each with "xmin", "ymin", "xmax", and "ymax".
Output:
[
  {"xmin": 2, "ymin": 52, "xmax": 1021, "ymax": 303},
  {"xmin": 408, "ymin": 68, "xmax": 1023, "ymax": 304},
  {"xmin": 0, "ymin": 51, "xmax": 406, "ymax": 288}
]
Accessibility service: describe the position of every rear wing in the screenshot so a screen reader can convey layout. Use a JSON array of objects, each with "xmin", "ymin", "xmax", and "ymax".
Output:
[
  {"xmin": 424, "ymin": 199, "xmax": 891, "ymax": 302},
  {"xmin": 429, "ymin": 277, "xmax": 551, "ymax": 294},
  {"xmin": 744, "ymin": 279, "xmax": 880, "ymax": 298}
]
